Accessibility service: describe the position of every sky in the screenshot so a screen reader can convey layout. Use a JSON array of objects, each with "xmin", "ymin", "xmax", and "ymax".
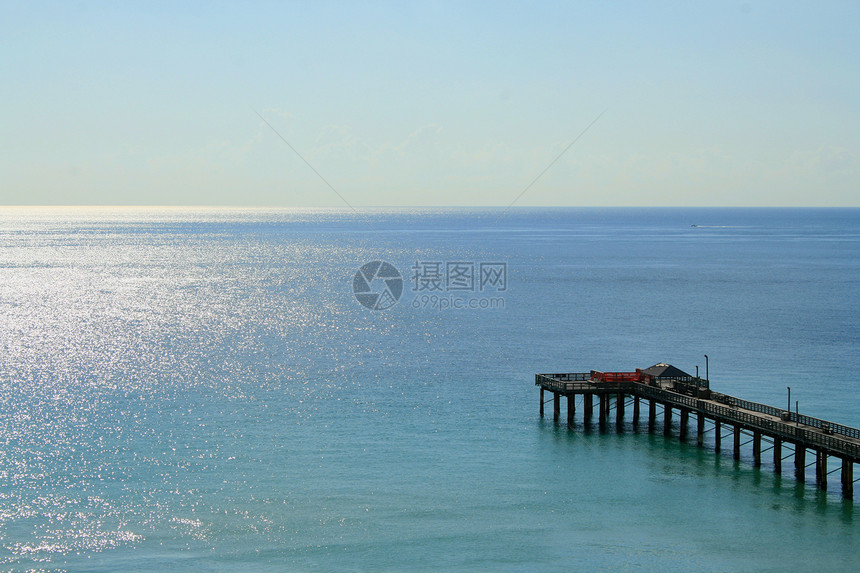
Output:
[{"xmin": 1, "ymin": 1, "xmax": 858, "ymax": 207}]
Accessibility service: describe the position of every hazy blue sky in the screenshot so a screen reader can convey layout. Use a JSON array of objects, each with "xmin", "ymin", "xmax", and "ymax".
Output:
[{"xmin": 2, "ymin": 1, "xmax": 858, "ymax": 206}]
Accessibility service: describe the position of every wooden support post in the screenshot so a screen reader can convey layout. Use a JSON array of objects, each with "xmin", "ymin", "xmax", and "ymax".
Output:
[
  {"xmin": 696, "ymin": 413, "xmax": 705, "ymax": 447},
  {"xmin": 753, "ymin": 431, "xmax": 761, "ymax": 467},
  {"xmin": 664, "ymin": 405, "xmax": 672, "ymax": 435},
  {"xmin": 733, "ymin": 426, "xmax": 741, "ymax": 461},
  {"xmin": 773, "ymin": 438, "xmax": 782, "ymax": 474},
  {"xmin": 599, "ymin": 394, "xmax": 608, "ymax": 424},
  {"xmin": 679, "ymin": 409, "xmax": 689, "ymax": 440},
  {"xmin": 616, "ymin": 393, "xmax": 624, "ymax": 425},
  {"xmin": 567, "ymin": 395, "xmax": 575, "ymax": 427},
  {"xmin": 816, "ymin": 451, "xmax": 827, "ymax": 490},
  {"xmin": 795, "ymin": 445, "xmax": 806, "ymax": 481},
  {"xmin": 633, "ymin": 396, "xmax": 640, "ymax": 427},
  {"xmin": 584, "ymin": 394, "xmax": 593, "ymax": 423},
  {"xmin": 539, "ymin": 388, "xmax": 545, "ymax": 417},
  {"xmin": 648, "ymin": 400, "xmax": 656, "ymax": 431},
  {"xmin": 842, "ymin": 458, "xmax": 854, "ymax": 499},
  {"xmin": 553, "ymin": 392, "xmax": 560, "ymax": 422},
  {"xmin": 714, "ymin": 421, "xmax": 721, "ymax": 452}
]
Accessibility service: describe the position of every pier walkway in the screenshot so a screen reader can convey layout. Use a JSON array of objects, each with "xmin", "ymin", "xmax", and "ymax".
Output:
[{"xmin": 536, "ymin": 369, "xmax": 860, "ymax": 499}]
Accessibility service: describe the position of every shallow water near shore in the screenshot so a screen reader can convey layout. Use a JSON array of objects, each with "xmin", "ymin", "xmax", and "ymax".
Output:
[{"xmin": 1, "ymin": 207, "xmax": 858, "ymax": 571}]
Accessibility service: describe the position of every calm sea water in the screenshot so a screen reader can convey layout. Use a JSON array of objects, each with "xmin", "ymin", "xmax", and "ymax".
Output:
[{"xmin": 1, "ymin": 207, "xmax": 858, "ymax": 571}]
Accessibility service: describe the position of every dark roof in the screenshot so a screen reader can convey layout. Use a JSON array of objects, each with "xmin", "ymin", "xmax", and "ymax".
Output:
[{"xmin": 641, "ymin": 363, "xmax": 692, "ymax": 379}]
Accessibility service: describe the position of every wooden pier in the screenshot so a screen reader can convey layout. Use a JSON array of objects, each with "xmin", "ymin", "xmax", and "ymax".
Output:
[{"xmin": 536, "ymin": 365, "xmax": 860, "ymax": 499}]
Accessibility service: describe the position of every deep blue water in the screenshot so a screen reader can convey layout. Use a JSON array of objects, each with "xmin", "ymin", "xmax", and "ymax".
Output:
[{"xmin": 1, "ymin": 207, "xmax": 858, "ymax": 571}]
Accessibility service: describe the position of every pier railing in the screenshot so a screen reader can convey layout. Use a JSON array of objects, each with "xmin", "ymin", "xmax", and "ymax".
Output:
[
  {"xmin": 535, "ymin": 373, "xmax": 632, "ymax": 393},
  {"xmin": 710, "ymin": 393, "xmax": 860, "ymax": 440},
  {"xmin": 537, "ymin": 373, "xmax": 591, "ymax": 382},
  {"xmin": 634, "ymin": 384, "xmax": 860, "ymax": 457}
]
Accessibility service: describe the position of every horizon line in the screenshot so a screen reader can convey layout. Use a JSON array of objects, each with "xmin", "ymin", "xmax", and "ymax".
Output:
[{"xmin": 2, "ymin": 204, "xmax": 860, "ymax": 209}]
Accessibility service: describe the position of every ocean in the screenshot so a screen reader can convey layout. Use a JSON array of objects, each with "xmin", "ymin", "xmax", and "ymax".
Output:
[{"xmin": 1, "ymin": 207, "xmax": 858, "ymax": 571}]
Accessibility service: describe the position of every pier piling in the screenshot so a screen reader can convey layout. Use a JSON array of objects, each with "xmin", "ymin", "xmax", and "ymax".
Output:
[
  {"xmin": 733, "ymin": 426, "xmax": 741, "ymax": 461},
  {"xmin": 714, "ymin": 421, "xmax": 721, "ymax": 452},
  {"xmin": 816, "ymin": 451, "xmax": 828, "ymax": 490},
  {"xmin": 664, "ymin": 405, "xmax": 672, "ymax": 435},
  {"xmin": 842, "ymin": 458, "xmax": 854, "ymax": 498},
  {"xmin": 539, "ymin": 388, "xmax": 545, "ymax": 417},
  {"xmin": 697, "ymin": 413, "xmax": 705, "ymax": 447},
  {"xmin": 679, "ymin": 409, "xmax": 689, "ymax": 440},
  {"xmin": 774, "ymin": 438, "xmax": 782, "ymax": 474},
  {"xmin": 795, "ymin": 446, "xmax": 806, "ymax": 481},
  {"xmin": 753, "ymin": 431, "xmax": 762, "ymax": 467}
]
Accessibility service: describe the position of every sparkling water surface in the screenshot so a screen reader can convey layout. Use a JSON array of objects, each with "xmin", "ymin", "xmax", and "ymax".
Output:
[{"xmin": 1, "ymin": 207, "xmax": 858, "ymax": 571}]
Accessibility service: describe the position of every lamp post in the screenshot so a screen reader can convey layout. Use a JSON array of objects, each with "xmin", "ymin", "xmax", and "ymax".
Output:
[
  {"xmin": 787, "ymin": 386, "xmax": 791, "ymax": 414},
  {"xmin": 704, "ymin": 355, "xmax": 709, "ymax": 383}
]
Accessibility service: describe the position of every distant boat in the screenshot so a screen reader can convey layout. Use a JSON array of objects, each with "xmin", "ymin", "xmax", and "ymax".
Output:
[{"xmin": 691, "ymin": 224, "xmax": 698, "ymax": 227}]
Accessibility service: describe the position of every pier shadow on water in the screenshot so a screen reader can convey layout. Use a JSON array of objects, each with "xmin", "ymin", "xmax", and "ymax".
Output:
[{"xmin": 539, "ymin": 412, "xmax": 856, "ymax": 521}]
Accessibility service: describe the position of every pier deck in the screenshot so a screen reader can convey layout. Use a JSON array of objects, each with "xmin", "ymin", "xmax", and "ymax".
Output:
[{"xmin": 536, "ymin": 371, "xmax": 859, "ymax": 499}]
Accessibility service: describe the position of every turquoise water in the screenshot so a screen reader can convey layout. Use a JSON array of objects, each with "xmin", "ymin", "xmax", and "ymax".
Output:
[{"xmin": 1, "ymin": 207, "xmax": 858, "ymax": 571}]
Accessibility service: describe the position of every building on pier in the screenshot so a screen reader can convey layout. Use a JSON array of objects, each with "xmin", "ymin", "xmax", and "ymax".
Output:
[{"xmin": 640, "ymin": 363, "xmax": 697, "ymax": 384}]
